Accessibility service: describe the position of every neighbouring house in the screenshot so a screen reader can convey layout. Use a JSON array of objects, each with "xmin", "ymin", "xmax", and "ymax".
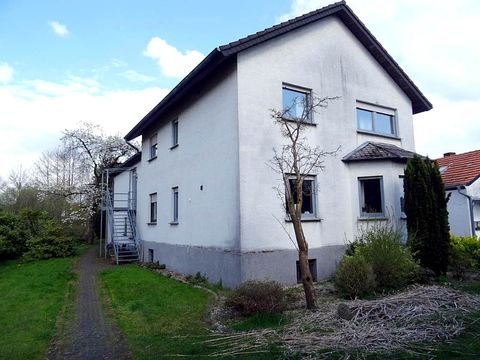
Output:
[
  {"xmin": 104, "ymin": 1, "xmax": 432, "ymax": 287},
  {"xmin": 436, "ymin": 150, "xmax": 480, "ymax": 237}
]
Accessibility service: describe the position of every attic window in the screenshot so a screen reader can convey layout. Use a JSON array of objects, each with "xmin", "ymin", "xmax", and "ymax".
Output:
[
  {"xmin": 282, "ymin": 85, "xmax": 312, "ymax": 123},
  {"xmin": 357, "ymin": 103, "xmax": 397, "ymax": 137}
]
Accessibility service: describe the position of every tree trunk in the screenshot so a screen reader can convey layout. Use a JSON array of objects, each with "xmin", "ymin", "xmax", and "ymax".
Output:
[{"xmin": 291, "ymin": 215, "xmax": 316, "ymax": 309}]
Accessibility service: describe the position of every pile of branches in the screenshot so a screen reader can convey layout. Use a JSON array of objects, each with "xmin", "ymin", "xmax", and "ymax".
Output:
[{"xmin": 206, "ymin": 285, "xmax": 480, "ymax": 357}]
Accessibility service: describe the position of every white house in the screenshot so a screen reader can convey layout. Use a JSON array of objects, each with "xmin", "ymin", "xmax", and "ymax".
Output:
[
  {"xmin": 108, "ymin": 1, "xmax": 432, "ymax": 287},
  {"xmin": 436, "ymin": 150, "xmax": 480, "ymax": 238}
]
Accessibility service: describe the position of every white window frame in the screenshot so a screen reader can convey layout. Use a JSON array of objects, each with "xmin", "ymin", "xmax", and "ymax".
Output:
[
  {"xmin": 358, "ymin": 176, "xmax": 385, "ymax": 218},
  {"xmin": 171, "ymin": 119, "xmax": 179, "ymax": 149},
  {"xmin": 149, "ymin": 193, "xmax": 157, "ymax": 223},
  {"xmin": 282, "ymin": 84, "xmax": 313, "ymax": 123},
  {"xmin": 150, "ymin": 133, "xmax": 158, "ymax": 159},
  {"xmin": 171, "ymin": 186, "xmax": 179, "ymax": 224},
  {"xmin": 286, "ymin": 175, "xmax": 318, "ymax": 220},
  {"xmin": 356, "ymin": 102, "xmax": 397, "ymax": 137}
]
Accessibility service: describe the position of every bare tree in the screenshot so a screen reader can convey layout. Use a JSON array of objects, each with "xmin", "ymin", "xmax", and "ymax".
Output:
[{"xmin": 269, "ymin": 94, "xmax": 338, "ymax": 309}]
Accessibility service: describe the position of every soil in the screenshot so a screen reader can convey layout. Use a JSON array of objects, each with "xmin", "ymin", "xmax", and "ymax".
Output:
[{"xmin": 48, "ymin": 246, "xmax": 131, "ymax": 360}]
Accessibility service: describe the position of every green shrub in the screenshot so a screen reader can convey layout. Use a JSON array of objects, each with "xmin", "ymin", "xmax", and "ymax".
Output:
[
  {"xmin": 20, "ymin": 210, "xmax": 76, "ymax": 260},
  {"xmin": 225, "ymin": 280, "xmax": 287, "ymax": 316},
  {"xmin": 347, "ymin": 224, "xmax": 419, "ymax": 290},
  {"xmin": 449, "ymin": 235, "xmax": 480, "ymax": 278},
  {"xmin": 334, "ymin": 254, "xmax": 376, "ymax": 298},
  {"xmin": 0, "ymin": 211, "xmax": 27, "ymax": 260}
]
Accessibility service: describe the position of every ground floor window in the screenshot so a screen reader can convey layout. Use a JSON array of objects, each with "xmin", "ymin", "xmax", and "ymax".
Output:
[
  {"xmin": 475, "ymin": 220, "xmax": 480, "ymax": 231},
  {"xmin": 359, "ymin": 177, "xmax": 384, "ymax": 217},
  {"xmin": 148, "ymin": 249, "xmax": 154, "ymax": 263},
  {"xmin": 171, "ymin": 187, "xmax": 179, "ymax": 224},
  {"xmin": 149, "ymin": 193, "xmax": 157, "ymax": 223},
  {"xmin": 286, "ymin": 175, "xmax": 317, "ymax": 219}
]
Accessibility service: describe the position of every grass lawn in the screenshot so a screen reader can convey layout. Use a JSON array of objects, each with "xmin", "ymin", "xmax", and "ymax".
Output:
[
  {"xmin": 100, "ymin": 266, "xmax": 281, "ymax": 359},
  {"xmin": 0, "ymin": 257, "xmax": 75, "ymax": 359}
]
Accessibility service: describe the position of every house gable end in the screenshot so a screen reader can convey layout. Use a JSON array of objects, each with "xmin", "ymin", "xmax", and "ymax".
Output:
[{"xmin": 124, "ymin": 1, "xmax": 431, "ymax": 141}]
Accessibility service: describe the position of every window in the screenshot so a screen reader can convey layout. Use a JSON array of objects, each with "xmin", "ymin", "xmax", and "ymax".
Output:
[
  {"xmin": 357, "ymin": 106, "xmax": 396, "ymax": 136},
  {"xmin": 149, "ymin": 193, "xmax": 157, "ymax": 223},
  {"xmin": 475, "ymin": 220, "xmax": 480, "ymax": 231},
  {"xmin": 150, "ymin": 133, "xmax": 158, "ymax": 159},
  {"xmin": 171, "ymin": 119, "xmax": 178, "ymax": 148},
  {"xmin": 282, "ymin": 85, "xmax": 312, "ymax": 122},
  {"xmin": 359, "ymin": 177, "xmax": 384, "ymax": 217},
  {"xmin": 296, "ymin": 259, "xmax": 318, "ymax": 283},
  {"xmin": 171, "ymin": 187, "xmax": 179, "ymax": 224},
  {"xmin": 148, "ymin": 249, "xmax": 154, "ymax": 263},
  {"xmin": 286, "ymin": 175, "xmax": 317, "ymax": 219}
]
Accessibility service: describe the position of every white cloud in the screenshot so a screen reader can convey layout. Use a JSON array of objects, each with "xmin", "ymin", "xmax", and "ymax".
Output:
[
  {"xmin": 122, "ymin": 70, "xmax": 155, "ymax": 83},
  {"xmin": 144, "ymin": 37, "xmax": 205, "ymax": 78},
  {"xmin": 278, "ymin": 0, "xmax": 480, "ymax": 156},
  {"xmin": 0, "ymin": 76, "xmax": 169, "ymax": 178},
  {"xmin": 49, "ymin": 21, "xmax": 69, "ymax": 37},
  {"xmin": 0, "ymin": 62, "xmax": 14, "ymax": 84}
]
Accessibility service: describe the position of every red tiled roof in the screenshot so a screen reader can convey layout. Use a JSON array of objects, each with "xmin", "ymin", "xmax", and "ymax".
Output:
[{"xmin": 435, "ymin": 149, "xmax": 480, "ymax": 188}]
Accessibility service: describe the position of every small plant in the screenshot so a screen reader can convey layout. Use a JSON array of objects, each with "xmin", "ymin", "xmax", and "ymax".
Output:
[
  {"xmin": 225, "ymin": 280, "xmax": 287, "ymax": 316},
  {"xmin": 334, "ymin": 254, "xmax": 376, "ymax": 298},
  {"xmin": 144, "ymin": 262, "xmax": 166, "ymax": 270},
  {"xmin": 186, "ymin": 272, "xmax": 208, "ymax": 285}
]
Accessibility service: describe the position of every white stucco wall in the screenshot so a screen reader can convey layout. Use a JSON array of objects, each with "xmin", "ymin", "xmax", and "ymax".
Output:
[
  {"xmin": 236, "ymin": 16, "xmax": 414, "ymax": 251},
  {"xmin": 447, "ymin": 190, "xmax": 472, "ymax": 236},
  {"xmin": 136, "ymin": 64, "xmax": 240, "ymax": 249},
  {"xmin": 112, "ymin": 170, "xmax": 130, "ymax": 208}
]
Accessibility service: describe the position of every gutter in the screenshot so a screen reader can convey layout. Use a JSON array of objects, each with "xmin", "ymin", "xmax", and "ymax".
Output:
[{"xmin": 457, "ymin": 186, "xmax": 476, "ymax": 236}]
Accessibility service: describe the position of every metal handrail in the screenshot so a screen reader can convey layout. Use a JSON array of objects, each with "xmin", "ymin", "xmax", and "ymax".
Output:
[{"xmin": 105, "ymin": 192, "xmax": 119, "ymax": 264}]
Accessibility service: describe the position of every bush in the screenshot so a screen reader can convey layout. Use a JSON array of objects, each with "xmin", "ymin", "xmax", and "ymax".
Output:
[
  {"xmin": 334, "ymin": 254, "xmax": 376, "ymax": 298},
  {"xmin": 225, "ymin": 280, "xmax": 287, "ymax": 316},
  {"xmin": 0, "ymin": 211, "xmax": 27, "ymax": 260},
  {"xmin": 20, "ymin": 210, "xmax": 76, "ymax": 260},
  {"xmin": 355, "ymin": 225, "xmax": 419, "ymax": 289},
  {"xmin": 449, "ymin": 235, "xmax": 480, "ymax": 278}
]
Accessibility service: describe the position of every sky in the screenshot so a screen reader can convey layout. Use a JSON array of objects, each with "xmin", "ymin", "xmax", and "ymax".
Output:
[{"xmin": 0, "ymin": 0, "xmax": 479, "ymax": 180}]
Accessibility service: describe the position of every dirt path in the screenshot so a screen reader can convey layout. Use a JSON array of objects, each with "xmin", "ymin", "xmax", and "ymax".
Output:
[{"xmin": 48, "ymin": 247, "xmax": 131, "ymax": 360}]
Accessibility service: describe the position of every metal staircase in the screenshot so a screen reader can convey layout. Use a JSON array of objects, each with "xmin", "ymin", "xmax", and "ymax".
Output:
[
  {"xmin": 100, "ymin": 166, "xmax": 141, "ymax": 264},
  {"xmin": 107, "ymin": 202, "xmax": 139, "ymax": 264}
]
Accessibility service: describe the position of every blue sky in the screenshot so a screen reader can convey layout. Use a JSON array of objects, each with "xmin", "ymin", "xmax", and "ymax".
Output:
[
  {"xmin": 0, "ymin": 0, "xmax": 479, "ymax": 179},
  {"xmin": 0, "ymin": 0, "xmax": 292, "ymax": 89}
]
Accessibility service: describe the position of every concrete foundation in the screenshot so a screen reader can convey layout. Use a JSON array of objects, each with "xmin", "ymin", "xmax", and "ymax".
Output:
[{"xmin": 141, "ymin": 240, "xmax": 345, "ymax": 288}]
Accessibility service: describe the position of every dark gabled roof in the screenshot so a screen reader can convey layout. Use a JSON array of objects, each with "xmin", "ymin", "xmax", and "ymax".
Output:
[
  {"xmin": 342, "ymin": 142, "xmax": 420, "ymax": 163},
  {"xmin": 435, "ymin": 149, "xmax": 480, "ymax": 189},
  {"xmin": 125, "ymin": 1, "xmax": 432, "ymax": 141},
  {"xmin": 110, "ymin": 152, "xmax": 141, "ymax": 177}
]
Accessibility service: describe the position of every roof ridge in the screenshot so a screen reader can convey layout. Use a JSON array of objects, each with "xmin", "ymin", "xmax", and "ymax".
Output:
[
  {"xmin": 435, "ymin": 148, "xmax": 480, "ymax": 161},
  {"xmin": 218, "ymin": 1, "xmax": 346, "ymax": 51}
]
